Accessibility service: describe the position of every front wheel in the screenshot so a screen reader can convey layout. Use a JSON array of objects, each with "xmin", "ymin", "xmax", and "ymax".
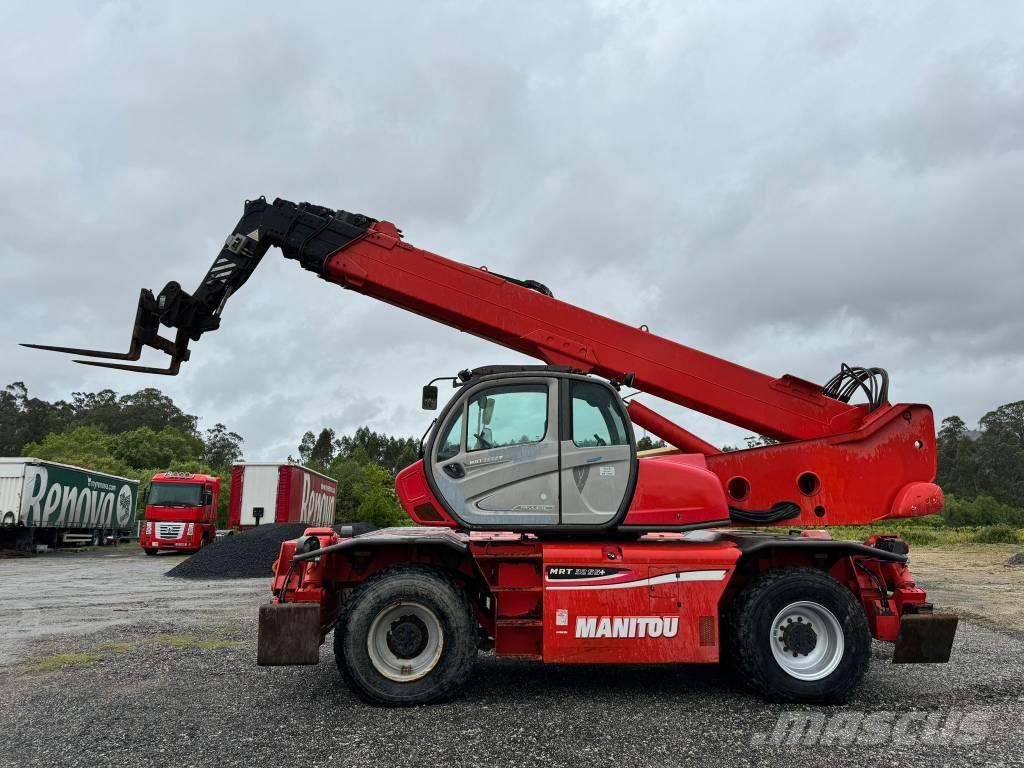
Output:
[
  {"xmin": 335, "ymin": 565, "xmax": 477, "ymax": 706},
  {"xmin": 727, "ymin": 567, "xmax": 870, "ymax": 704},
  {"xmin": 143, "ymin": 548, "xmax": 158, "ymax": 556}
]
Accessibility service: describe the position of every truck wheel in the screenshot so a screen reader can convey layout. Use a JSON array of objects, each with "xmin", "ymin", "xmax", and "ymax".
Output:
[
  {"xmin": 335, "ymin": 565, "xmax": 477, "ymax": 706},
  {"xmin": 143, "ymin": 548, "xmax": 158, "ymax": 556},
  {"xmin": 727, "ymin": 567, "xmax": 870, "ymax": 704}
]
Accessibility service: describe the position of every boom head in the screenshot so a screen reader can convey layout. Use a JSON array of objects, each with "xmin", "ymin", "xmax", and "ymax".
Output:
[{"xmin": 22, "ymin": 197, "xmax": 374, "ymax": 374}]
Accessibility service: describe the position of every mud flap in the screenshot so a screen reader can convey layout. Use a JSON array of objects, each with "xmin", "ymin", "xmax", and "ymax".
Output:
[
  {"xmin": 892, "ymin": 613, "xmax": 958, "ymax": 664},
  {"xmin": 257, "ymin": 603, "xmax": 321, "ymax": 666}
]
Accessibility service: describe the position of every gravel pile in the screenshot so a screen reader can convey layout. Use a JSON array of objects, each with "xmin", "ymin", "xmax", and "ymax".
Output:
[
  {"xmin": 1006, "ymin": 552, "xmax": 1024, "ymax": 566},
  {"xmin": 166, "ymin": 522, "xmax": 374, "ymax": 579}
]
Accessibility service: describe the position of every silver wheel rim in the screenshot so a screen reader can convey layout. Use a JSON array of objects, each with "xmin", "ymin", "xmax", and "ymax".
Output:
[
  {"xmin": 367, "ymin": 601, "xmax": 444, "ymax": 682},
  {"xmin": 769, "ymin": 600, "xmax": 844, "ymax": 681}
]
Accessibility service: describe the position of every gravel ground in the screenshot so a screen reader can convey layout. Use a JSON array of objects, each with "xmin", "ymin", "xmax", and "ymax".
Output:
[{"xmin": 1, "ymin": 548, "xmax": 1023, "ymax": 768}]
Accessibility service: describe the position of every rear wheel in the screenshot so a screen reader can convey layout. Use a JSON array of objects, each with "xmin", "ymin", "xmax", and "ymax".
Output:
[
  {"xmin": 335, "ymin": 565, "xmax": 477, "ymax": 706},
  {"xmin": 727, "ymin": 567, "xmax": 870, "ymax": 704}
]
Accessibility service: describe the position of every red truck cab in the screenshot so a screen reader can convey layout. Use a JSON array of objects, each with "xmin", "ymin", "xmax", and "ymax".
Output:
[{"xmin": 140, "ymin": 472, "xmax": 220, "ymax": 555}]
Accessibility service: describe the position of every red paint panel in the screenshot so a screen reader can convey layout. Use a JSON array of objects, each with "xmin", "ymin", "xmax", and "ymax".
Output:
[
  {"xmin": 276, "ymin": 466, "xmax": 338, "ymax": 527},
  {"xmin": 228, "ymin": 465, "xmax": 244, "ymax": 528},
  {"xmin": 624, "ymin": 455, "xmax": 729, "ymax": 527},
  {"xmin": 275, "ymin": 465, "xmax": 293, "ymax": 523},
  {"xmin": 395, "ymin": 460, "xmax": 458, "ymax": 527},
  {"xmin": 540, "ymin": 540, "xmax": 736, "ymax": 664},
  {"xmin": 706, "ymin": 404, "xmax": 940, "ymax": 526}
]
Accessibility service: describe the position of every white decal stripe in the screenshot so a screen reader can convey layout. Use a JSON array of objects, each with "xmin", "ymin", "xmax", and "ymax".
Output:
[
  {"xmin": 545, "ymin": 571, "xmax": 625, "ymax": 583},
  {"xmin": 546, "ymin": 569, "xmax": 728, "ymax": 590}
]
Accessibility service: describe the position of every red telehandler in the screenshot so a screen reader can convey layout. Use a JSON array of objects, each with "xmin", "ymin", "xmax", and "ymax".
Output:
[{"xmin": 26, "ymin": 197, "xmax": 957, "ymax": 705}]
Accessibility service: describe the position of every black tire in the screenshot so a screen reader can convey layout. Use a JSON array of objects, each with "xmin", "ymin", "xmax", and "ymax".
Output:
[
  {"xmin": 726, "ymin": 567, "xmax": 870, "ymax": 704},
  {"xmin": 335, "ymin": 565, "xmax": 477, "ymax": 706},
  {"xmin": 143, "ymin": 548, "xmax": 158, "ymax": 556}
]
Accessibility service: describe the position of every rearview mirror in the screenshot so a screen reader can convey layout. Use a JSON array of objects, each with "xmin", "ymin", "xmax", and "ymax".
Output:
[
  {"xmin": 482, "ymin": 397, "xmax": 495, "ymax": 425},
  {"xmin": 422, "ymin": 385, "xmax": 439, "ymax": 410}
]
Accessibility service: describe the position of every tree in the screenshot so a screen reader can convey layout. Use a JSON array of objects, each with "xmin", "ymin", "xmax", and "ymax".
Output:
[
  {"xmin": 72, "ymin": 387, "xmax": 199, "ymax": 436},
  {"xmin": 110, "ymin": 426, "xmax": 203, "ymax": 470},
  {"xmin": 936, "ymin": 415, "xmax": 979, "ymax": 499},
  {"xmin": 203, "ymin": 423, "xmax": 244, "ymax": 469},
  {"xmin": 974, "ymin": 401, "xmax": 1024, "ymax": 507},
  {"xmin": 337, "ymin": 426, "xmax": 419, "ymax": 476},
  {"xmin": 637, "ymin": 435, "xmax": 667, "ymax": 451},
  {"xmin": 297, "ymin": 431, "xmax": 317, "ymax": 464},
  {"xmin": 311, "ymin": 428, "xmax": 338, "ymax": 468},
  {"xmin": 23, "ymin": 427, "xmax": 125, "ymax": 475},
  {"xmin": 0, "ymin": 381, "xmax": 65, "ymax": 455}
]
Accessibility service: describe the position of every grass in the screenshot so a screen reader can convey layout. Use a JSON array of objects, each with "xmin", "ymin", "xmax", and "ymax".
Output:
[
  {"xmin": 30, "ymin": 652, "xmax": 99, "ymax": 673},
  {"xmin": 93, "ymin": 641, "xmax": 135, "ymax": 653},
  {"xmin": 27, "ymin": 634, "xmax": 239, "ymax": 675},
  {"xmin": 819, "ymin": 516, "xmax": 1023, "ymax": 547}
]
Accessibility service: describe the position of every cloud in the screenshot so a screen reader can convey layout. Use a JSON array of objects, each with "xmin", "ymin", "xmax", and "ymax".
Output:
[{"xmin": 2, "ymin": 1, "xmax": 1022, "ymax": 457}]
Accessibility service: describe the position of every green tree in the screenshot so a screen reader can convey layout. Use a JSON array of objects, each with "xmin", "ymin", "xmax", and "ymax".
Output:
[
  {"xmin": 337, "ymin": 426, "xmax": 419, "ymax": 476},
  {"xmin": 203, "ymin": 423, "xmax": 244, "ymax": 470},
  {"xmin": 310, "ymin": 428, "xmax": 338, "ymax": 469},
  {"xmin": 974, "ymin": 401, "xmax": 1024, "ymax": 507},
  {"xmin": 23, "ymin": 426, "xmax": 125, "ymax": 475},
  {"xmin": 637, "ymin": 435, "xmax": 667, "ymax": 451},
  {"xmin": 326, "ymin": 452, "xmax": 410, "ymax": 527},
  {"xmin": 72, "ymin": 387, "xmax": 199, "ymax": 436},
  {"xmin": 0, "ymin": 382, "xmax": 66, "ymax": 455},
  {"xmin": 110, "ymin": 426, "xmax": 203, "ymax": 470},
  {"xmin": 936, "ymin": 415, "xmax": 979, "ymax": 499}
]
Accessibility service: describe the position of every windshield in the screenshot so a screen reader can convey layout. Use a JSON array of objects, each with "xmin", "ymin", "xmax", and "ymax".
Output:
[{"xmin": 148, "ymin": 482, "xmax": 203, "ymax": 507}]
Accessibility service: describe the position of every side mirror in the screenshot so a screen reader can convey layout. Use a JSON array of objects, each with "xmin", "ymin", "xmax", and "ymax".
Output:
[
  {"xmin": 422, "ymin": 385, "xmax": 439, "ymax": 410},
  {"xmin": 482, "ymin": 397, "xmax": 495, "ymax": 425},
  {"xmin": 203, "ymin": 492, "xmax": 213, "ymax": 506}
]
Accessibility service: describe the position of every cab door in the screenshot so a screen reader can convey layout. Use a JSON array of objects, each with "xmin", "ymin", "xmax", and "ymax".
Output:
[
  {"xmin": 559, "ymin": 378, "xmax": 636, "ymax": 526},
  {"xmin": 430, "ymin": 378, "xmax": 560, "ymax": 527}
]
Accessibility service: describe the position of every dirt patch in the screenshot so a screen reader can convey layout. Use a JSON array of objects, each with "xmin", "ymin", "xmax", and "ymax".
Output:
[{"xmin": 909, "ymin": 544, "xmax": 1024, "ymax": 632}]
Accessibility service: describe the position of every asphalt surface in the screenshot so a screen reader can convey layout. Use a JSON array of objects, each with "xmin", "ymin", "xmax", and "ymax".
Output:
[{"xmin": 1, "ymin": 548, "xmax": 1022, "ymax": 768}]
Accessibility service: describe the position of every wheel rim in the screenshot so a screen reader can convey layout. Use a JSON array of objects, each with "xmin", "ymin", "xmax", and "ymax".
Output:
[
  {"xmin": 367, "ymin": 601, "xmax": 444, "ymax": 682},
  {"xmin": 769, "ymin": 600, "xmax": 844, "ymax": 681}
]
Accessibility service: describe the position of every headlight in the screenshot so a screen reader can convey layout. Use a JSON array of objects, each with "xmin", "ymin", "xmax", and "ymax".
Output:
[
  {"xmin": 186, "ymin": 523, "xmax": 194, "ymax": 537},
  {"xmin": 145, "ymin": 521, "xmax": 152, "ymax": 535}
]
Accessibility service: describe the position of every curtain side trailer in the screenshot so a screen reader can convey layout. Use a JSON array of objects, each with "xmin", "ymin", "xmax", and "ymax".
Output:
[{"xmin": 0, "ymin": 457, "xmax": 139, "ymax": 551}]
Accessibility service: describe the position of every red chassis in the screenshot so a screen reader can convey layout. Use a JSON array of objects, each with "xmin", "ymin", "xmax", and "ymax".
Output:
[{"xmin": 261, "ymin": 525, "xmax": 954, "ymax": 703}]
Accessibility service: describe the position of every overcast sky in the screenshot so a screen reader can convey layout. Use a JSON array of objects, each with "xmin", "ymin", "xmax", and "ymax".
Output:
[{"xmin": 2, "ymin": 1, "xmax": 1022, "ymax": 459}]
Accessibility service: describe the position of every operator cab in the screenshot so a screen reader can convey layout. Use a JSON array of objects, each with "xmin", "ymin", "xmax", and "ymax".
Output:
[{"xmin": 420, "ymin": 367, "xmax": 637, "ymax": 531}]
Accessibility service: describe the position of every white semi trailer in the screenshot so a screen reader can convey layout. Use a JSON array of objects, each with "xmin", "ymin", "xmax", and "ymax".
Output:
[{"xmin": 0, "ymin": 458, "xmax": 139, "ymax": 551}]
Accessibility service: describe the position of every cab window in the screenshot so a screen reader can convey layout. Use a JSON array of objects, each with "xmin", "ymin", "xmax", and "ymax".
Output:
[
  {"xmin": 437, "ymin": 411, "xmax": 464, "ymax": 461},
  {"xmin": 467, "ymin": 385, "xmax": 548, "ymax": 452},
  {"xmin": 570, "ymin": 381, "xmax": 628, "ymax": 448}
]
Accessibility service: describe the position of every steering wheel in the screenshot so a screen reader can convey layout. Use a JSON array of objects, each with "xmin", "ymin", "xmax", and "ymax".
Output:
[{"xmin": 593, "ymin": 434, "xmax": 607, "ymax": 446}]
